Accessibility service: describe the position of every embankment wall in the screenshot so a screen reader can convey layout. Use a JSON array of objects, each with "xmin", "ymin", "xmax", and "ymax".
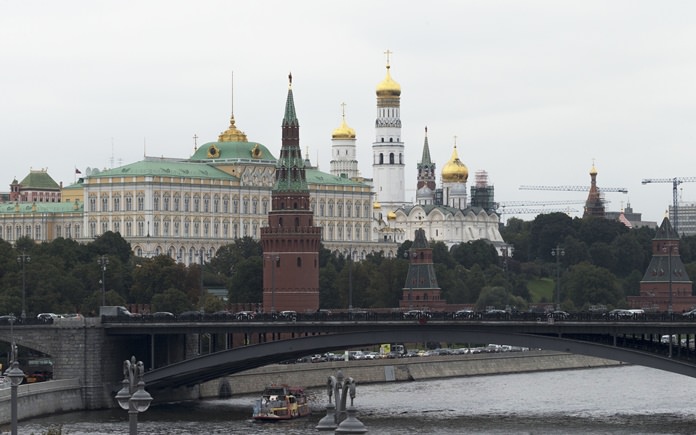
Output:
[
  {"xmin": 0, "ymin": 378, "xmax": 83, "ymax": 425},
  {"xmin": 199, "ymin": 350, "xmax": 623, "ymax": 398}
]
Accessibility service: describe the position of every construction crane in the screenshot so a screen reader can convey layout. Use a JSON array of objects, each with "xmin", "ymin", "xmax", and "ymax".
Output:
[
  {"xmin": 641, "ymin": 177, "xmax": 696, "ymax": 234},
  {"xmin": 498, "ymin": 207, "xmax": 579, "ymax": 216},
  {"xmin": 519, "ymin": 185, "xmax": 628, "ymax": 193}
]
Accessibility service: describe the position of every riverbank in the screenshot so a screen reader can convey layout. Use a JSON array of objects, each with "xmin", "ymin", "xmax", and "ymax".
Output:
[{"xmin": 200, "ymin": 350, "xmax": 623, "ymax": 398}]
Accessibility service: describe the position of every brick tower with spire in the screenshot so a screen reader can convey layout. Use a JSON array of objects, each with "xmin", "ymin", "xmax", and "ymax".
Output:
[
  {"xmin": 400, "ymin": 228, "xmax": 446, "ymax": 310},
  {"xmin": 583, "ymin": 162, "xmax": 605, "ymax": 218},
  {"xmin": 260, "ymin": 74, "xmax": 321, "ymax": 313},
  {"xmin": 628, "ymin": 217, "xmax": 694, "ymax": 312}
]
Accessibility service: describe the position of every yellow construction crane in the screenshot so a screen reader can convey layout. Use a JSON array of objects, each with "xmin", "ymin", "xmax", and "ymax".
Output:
[{"xmin": 641, "ymin": 177, "xmax": 696, "ymax": 234}]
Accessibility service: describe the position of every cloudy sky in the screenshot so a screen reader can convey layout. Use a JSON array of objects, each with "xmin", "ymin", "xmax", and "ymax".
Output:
[{"xmin": 2, "ymin": 1, "xmax": 695, "ymax": 224}]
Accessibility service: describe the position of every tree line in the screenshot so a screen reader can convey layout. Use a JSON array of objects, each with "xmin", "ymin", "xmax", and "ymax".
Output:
[{"xmin": 1, "ymin": 212, "xmax": 696, "ymax": 317}]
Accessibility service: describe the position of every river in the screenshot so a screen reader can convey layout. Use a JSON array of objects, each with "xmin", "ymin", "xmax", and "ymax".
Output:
[{"xmin": 15, "ymin": 365, "xmax": 696, "ymax": 434}]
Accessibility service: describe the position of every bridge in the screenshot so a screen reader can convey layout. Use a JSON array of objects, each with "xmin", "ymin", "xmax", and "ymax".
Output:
[{"xmin": 2, "ymin": 313, "xmax": 696, "ymax": 409}]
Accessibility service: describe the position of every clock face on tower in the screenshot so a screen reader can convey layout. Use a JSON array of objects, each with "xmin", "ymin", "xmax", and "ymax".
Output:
[{"xmin": 207, "ymin": 145, "xmax": 221, "ymax": 159}]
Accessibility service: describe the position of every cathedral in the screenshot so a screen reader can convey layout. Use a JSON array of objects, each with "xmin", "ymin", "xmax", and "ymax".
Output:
[{"xmin": 0, "ymin": 54, "xmax": 505, "ymax": 261}]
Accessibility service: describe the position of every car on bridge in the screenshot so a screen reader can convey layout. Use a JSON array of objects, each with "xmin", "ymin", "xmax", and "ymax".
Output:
[
  {"xmin": 235, "ymin": 311, "xmax": 256, "ymax": 320},
  {"xmin": 277, "ymin": 310, "xmax": 297, "ymax": 321},
  {"xmin": 682, "ymin": 309, "xmax": 696, "ymax": 319},
  {"xmin": 403, "ymin": 310, "xmax": 431, "ymax": 320},
  {"xmin": 547, "ymin": 310, "xmax": 570, "ymax": 320},
  {"xmin": 453, "ymin": 309, "xmax": 475, "ymax": 319}
]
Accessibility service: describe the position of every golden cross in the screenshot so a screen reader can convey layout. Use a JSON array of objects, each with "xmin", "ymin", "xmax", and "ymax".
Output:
[
  {"xmin": 341, "ymin": 102, "xmax": 347, "ymax": 119},
  {"xmin": 384, "ymin": 49, "xmax": 393, "ymax": 66}
]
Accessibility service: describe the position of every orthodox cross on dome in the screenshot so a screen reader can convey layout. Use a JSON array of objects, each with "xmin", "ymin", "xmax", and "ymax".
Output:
[
  {"xmin": 193, "ymin": 134, "xmax": 198, "ymax": 151},
  {"xmin": 384, "ymin": 49, "xmax": 393, "ymax": 66},
  {"xmin": 341, "ymin": 102, "xmax": 347, "ymax": 118},
  {"xmin": 453, "ymin": 135, "xmax": 458, "ymax": 148}
]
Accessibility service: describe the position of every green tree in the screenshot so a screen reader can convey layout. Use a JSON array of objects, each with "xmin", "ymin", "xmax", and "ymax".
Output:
[
  {"xmin": 151, "ymin": 288, "xmax": 195, "ymax": 313},
  {"xmin": 564, "ymin": 262, "xmax": 622, "ymax": 307}
]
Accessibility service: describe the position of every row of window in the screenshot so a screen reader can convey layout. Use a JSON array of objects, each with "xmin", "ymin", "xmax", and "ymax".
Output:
[{"xmin": 89, "ymin": 192, "xmax": 372, "ymax": 218}]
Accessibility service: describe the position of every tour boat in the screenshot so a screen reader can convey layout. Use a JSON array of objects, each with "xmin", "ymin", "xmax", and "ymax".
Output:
[{"xmin": 252, "ymin": 384, "xmax": 311, "ymax": 421}]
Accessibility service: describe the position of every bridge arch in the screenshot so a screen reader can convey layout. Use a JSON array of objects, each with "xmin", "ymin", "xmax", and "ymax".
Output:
[{"xmin": 144, "ymin": 327, "xmax": 696, "ymax": 390}]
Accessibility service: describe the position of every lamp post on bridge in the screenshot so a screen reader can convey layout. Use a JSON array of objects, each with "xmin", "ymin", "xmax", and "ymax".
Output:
[
  {"xmin": 98, "ymin": 255, "xmax": 109, "ymax": 306},
  {"xmin": 270, "ymin": 255, "xmax": 279, "ymax": 315},
  {"xmin": 199, "ymin": 249, "xmax": 210, "ymax": 313},
  {"xmin": 348, "ymin": 248, "xmax": 353, "ymax": 311},
  {"xmin": 17, "ymin": 251, "xmax": 30, "ymax": 320},
  {"xmin": 115, "ymin": 356, "xmax": 153, "ymax": 435},
  {"xmin": 4, "ymin": 315, "xmax": 24, "ymax": 435},
  {"xmin": 663, "ymin": 245, "xmax": 676, "ymax": 315},
  {"xmin": 551, "ymin": 245, "xmax": 565, "ymax": 311},
  {"xmin": 404, "ymin": 249, "xmax": 417, "ymax": 309}
]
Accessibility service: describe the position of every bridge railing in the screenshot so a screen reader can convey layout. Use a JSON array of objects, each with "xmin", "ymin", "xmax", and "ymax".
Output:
[{"xmin": 97, "ymin": 310, "xmax": 694, "ymax": 324}]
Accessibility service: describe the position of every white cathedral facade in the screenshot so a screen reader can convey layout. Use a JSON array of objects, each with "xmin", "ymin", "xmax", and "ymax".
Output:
[{"xmin": 330, "ymin": 56, "xmax": 505, "ymax": 255}]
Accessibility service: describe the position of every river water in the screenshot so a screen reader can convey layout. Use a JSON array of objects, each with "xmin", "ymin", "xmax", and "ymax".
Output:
[{"xmin": 15, "ymin": 365, "xmax": 696, "ymax": 434}]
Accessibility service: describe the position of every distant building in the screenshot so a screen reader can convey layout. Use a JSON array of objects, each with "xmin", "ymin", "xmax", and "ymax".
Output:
[
  {"xmin": 9, "ymin": 169, "xmax": 62, "ymax": 203},
  {"xmin": 606, "ymin": 202, "xmax": 656, "ymax": 229},
  {"xmin": 670, "ymin": 202, "xmax": 696, "ymax": 236},
  {"xmin": 628, "ymin": 217, "xmax": 695, "ymax": 312}
]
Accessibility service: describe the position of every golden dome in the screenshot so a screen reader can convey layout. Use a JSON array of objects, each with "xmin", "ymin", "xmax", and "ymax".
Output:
[
  {"xmin": 376, "ymin": 65, "xmax": 401, "ymax": 97},
  {"xmin": 387, "ymin": 211, "xmax": 396, "ymax": 220},
  {"xmin": 373, "ymin": 201, "xmax": 382, "ymax": 209},
  {"xmin": 332, "ymin": 116, "xmax": 356, "ymax": 139},
  {"xmin": 218, "ymin": 115, "xmax": 248, "ymax": 142},
  {"xmin": 442, "ymin": 145, "xmax": 468, "ymax": 183},
  {"xmin": 590, "ymin": 163, "xmax": 598, "ymax": 175}
]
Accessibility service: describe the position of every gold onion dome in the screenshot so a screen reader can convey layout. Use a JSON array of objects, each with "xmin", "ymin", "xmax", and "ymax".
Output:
[
  {"xmin": 442, "ymin": 145, "xmax": 468, "ymax": 183},
  {"xmin": 218, "ymin": 115, "xmax": 248, "ymax": 142},
  {"xmin": 332, "ymin": 117, "xmax": 356, "ymax": 139},
  {"xmin": 387, "ymin": 211, "xmax": 397, "ymax": 220},
  {"xmin": 590, "ymin": 163, "xmax": 598, "ymax": 175},
  {"xmin": 373, "ymin": 201, "xmax": 382, "ymax": 210},
  {"xmin": 376, "ymin": 65, "xmax": 401, "ymax": 97}
]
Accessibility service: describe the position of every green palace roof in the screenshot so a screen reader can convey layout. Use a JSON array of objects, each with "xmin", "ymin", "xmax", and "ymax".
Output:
[
  {"xmin": 18, "ymin": 170, "xmax": 60, "ymax": 190},
  {"xmin": 90, "ymin": 158, "xmax": 237, "ymax": 181},
  {"xmin": 190, "ymin": 141, "xmax": 277, "ymax": 164}
]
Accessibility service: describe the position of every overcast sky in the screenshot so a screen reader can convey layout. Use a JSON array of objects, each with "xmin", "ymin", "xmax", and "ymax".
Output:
[{"xmin": 2, "ymin": 1, "xmax": 696, "ymax": 224}]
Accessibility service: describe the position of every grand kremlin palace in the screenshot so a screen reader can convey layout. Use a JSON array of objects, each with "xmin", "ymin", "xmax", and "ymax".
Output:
[{"xmin": 0, "ymin": 61, "xmax": 504, "ymax": 262}]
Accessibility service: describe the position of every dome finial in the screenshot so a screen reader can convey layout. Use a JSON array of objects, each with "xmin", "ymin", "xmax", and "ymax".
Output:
[{"xmin": 288, "ymin": 72, "xmax": 293, "ymax": 88}]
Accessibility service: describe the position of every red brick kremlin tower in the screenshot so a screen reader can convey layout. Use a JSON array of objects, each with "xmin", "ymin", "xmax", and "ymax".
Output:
[
  {"xmin": 260, "ymin": 74, "xmax": 321, "ymax": 313},
  {"xmin": 628, "ymin": 217, "xmax": 694, "ymax": 312},
  {"xmin": 399, "ymin": 228, "xmax": 446, "ymax": 310}
]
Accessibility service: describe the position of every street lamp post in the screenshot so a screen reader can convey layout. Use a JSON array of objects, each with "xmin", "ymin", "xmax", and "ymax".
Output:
[
  {"xmin": 551, "ymin": 245, "xmax": 565, "ymax": 310},
  {"xmin": 271, "ymin": 255, "xmax": 279, "ymax": 315},
  {"xmin": 98, "ymin": 255, "xmax": 109, "ymax": 307},
  {"xmin": 4, "ymin": 316, "xmax": 24, "ymax": 435},
  {"xmin": 663, "ymin": 245, "xmax": 675, "ymax": 315},
  {"xmin": 199, "ymin": 249, "xmax": 210, "ymax": 312},
  {"xmin": 348, "ymin": 248, "xmax": 353, "ymax": 311},
  {"xmin": 115, "ymin": 356, "xmax": 153, "ymax": 435},
  {"xmin": 404, "ymin": 250, "xmax": 417, "ymax": 309},
  {"xmin": 16, "ymin": 251, "xmax": 30, "ymax": 319}
]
